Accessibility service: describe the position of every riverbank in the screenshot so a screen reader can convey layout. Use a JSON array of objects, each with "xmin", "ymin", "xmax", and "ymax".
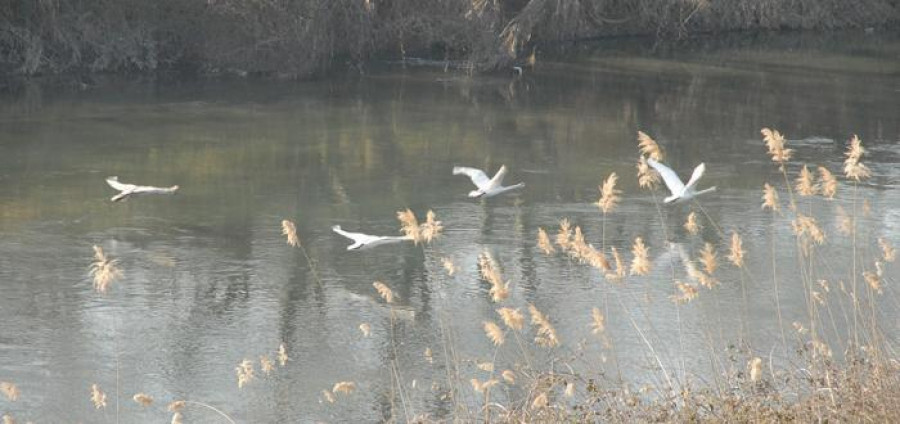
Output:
[{"xmin": 1, "ymin": 0, "xmax": 897, "ymax": 79}]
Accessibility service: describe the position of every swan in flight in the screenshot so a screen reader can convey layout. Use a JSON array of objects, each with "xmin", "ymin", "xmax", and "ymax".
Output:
[
  {"xmin": 647, "ymin": 158, "xmax": 716, "ymax": 203},
  {"xmin": 452, "ymin": 165, "xmax": 524, "ymax": 198},
  {"xmin": 106, "ymin": 176, "xmax": 179, "ymax": 202},
  {"xmin": 332, "ymin": 225, "xmax": 412, "ymax": 251}
]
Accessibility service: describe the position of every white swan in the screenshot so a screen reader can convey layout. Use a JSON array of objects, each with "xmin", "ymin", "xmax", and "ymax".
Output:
[
  {"xmin": 452, "ymin": 165, "xmax": 524, "ymax": 198},
  {"xmin": 332, "ymin": 225, "xmax": 412, "ymax": 251},
  {"xmin": 106, "ymin": 176, "xmax": 179, "ymax": 202},
  {"xmin": 647, "ymin": 158, "xmax": 716, "ymax": 203}
]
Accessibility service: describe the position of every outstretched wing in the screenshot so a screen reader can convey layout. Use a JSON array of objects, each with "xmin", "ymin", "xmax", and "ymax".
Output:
[
  {"xmin": 683, "ymin": 163, "xmax": 706, "ymax": 191},
  {"xmin": 647, "ymin": 158, "xmax": 685, "ymax": 196},
  {"xmin": 106, "ymin": 176, "xmax": 135, "ymax": 192},
  {"xmin": 332, "ymin": 225, "xmax": 365, "ymax": 242},
  {"xmin": 453, "ymin": 166, "xmax": 491, "ymax": 190},
  {"xmin": 486, "ymin": 165, "xmax": 508, "ymax": 189}
]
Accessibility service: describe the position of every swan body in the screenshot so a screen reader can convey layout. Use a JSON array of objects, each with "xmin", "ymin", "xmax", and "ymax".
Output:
[
  {"xmin": 452, "ymin": 165, "xmax": 524, "ymax": 198},
  {"xmin": 332, "ymin": 225, "xmax": 412, "ymax": 251},
  {"xmin": 646, "ymin": 158, "xmax": 716, "ymax": 203},
  {"xmin": 106, "ymin": 176, "xmax": 179, "ymax": 202}
]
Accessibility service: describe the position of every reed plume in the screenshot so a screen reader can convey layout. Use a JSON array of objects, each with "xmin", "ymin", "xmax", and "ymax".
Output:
[
  {"xmin": 168, "ymin": 400, "xmax": 186, "ymax": 412},
  {"xmin": 795, "ymin": 165, "xmax": 818, "ymax": 196},
  {"xmin": 531, "ymin": 392, "xmax": 549, "ymax": 409},
  {"xmin": 556, "ymin": 218, "xmax": 572, "ymax": 249},
  {"xmin": 483, "ymin": 321, "xmax": 505, "ymax": 345},
  {"xmin": 477, "ymin": 362, "xmax": 494, "ymax": 372},
  {"xmin": 792, "ymin": 213, "xmax": 825, "ymax": 253},
  {"xmin": 606, "ymin": 247, "xmax": 626, "ymax": 282},
  {"xmin": 359, "ymin": 323, "xmax": 371, "ymax": 337},
  {"xmin": 397, "ymin": 208, "xmax": 443, "ymax": 244},
  {"xmin": 133, "ymin": 393, "xmax": 153, "ymax": 407},
  {"xmin": 630, "ymin": 237, "xmax": 650, "ymax": 276},
  {"xmin": 700, "ymin": 243, "xmax": 718, "ymax": 275},
  {"xmin": 478, "ymin": 251, "xmax": 510, "ymax": 302},
  {"xmin": 171, "ymin": 412, "xmax": 183, "ymax": 424},
  {"xmin": 471, "ymin": 378, "xmax": 498, "ymax": 393},
  {"xmin": 565, "ymin": 382, "xmax": 576, "ymax": 397},
  {"xmin": 727, "ymin": 232, "xmax": 745, "ymax": 268},
  {"xmin": 597, "ymin": 172, "xmax": 621, "ymax": 214},
  {"xmin": 321, "ymin": 389, "xmax": 336, "ymax": 403},
  {"xmin": 260, "ymin": 355, "xmax": 274, "ymax": 375},
  {"xmin": 278, "ymin": 343, "xmax": 289, "ymax": 366},
  {"xmin": 424, "ymin": 347, "xmax": 433, "ymax": 364},
  {"xmin": 497, "ymin": 307, "xmax": 525, "ymax": 331},
  {"xmin": 836, "ymin": 205, "xmax": 853, "ymax": 235},
  {"xmin": 537, "ymin": 227, "xmax": 555, "ymax": 255},
  {"xmin": 864, "ymin": 271, "xmax": 882, "ymax": 294},
  {"xmin": 761, "ymin": 128, "xmax": 793, "ymax": 166},
  {"xmin": 236, "ymin": 359, "xmax": 255, "ymax": 388},
  {"xmin": 637, "ymin": 155, "xmax": 661, "ymax": 190},
  {"xmin": 441, "ymin": 257, "xmax": 457, "ymax": 276},
  {"xmin": 0, "ymin": 382, "xmax": 19, "ymax": 401},
  {"xmin": 818, "ymin": 166, "xmax": 837, "ymax": 199},
  {"xmin": 748, "ymin": 357, "xmax": 763, "ymax": 382},
  {"xmin": 89, "ymin": 245, "xmax": 122, "ymax": 293},
  {"xmin": 2, "ymin": 415, "xmax": 13, "ymax": 424},
  {"xmin": 332, "ymin": 381, "xmax": 356, "ymax": 395},
  {"xmin": 502, "ymin": 370, "xmax": 516, "ymax": 384},
  {"xmin": 879, "ymin": 238, "xmax": 896, "ymax": 262},
  {"xmin": 844, "ymin": 135, "xmax": 871, "ymax": 181},
  {"xmin": 637, "ymin": 131, "xmax": 664, "ymax": 161},
  {"xmin": 762, "ymin": 183, "xmax": 780, "ymax": 212},
  {"xmin": 90, "ymin": 383, "xmax": 107, "ymax": 409},
  {"xmin": 590, "ymin": 307, "xmax": 605, "ymax": 334},
  {"xmin": 373, "ymin": 281, "xmax": 395, "ymax": 304},
  {"xmin": 671, "ymin": 281, "xmax": 699, "ymax": 304},
  {"xmin": 281, "ymin": 219, "xmax": 300, "ymax": 247},
  {"xmin": 528, "ymin": 304, "xmax": 560, "ymax": 347},
  {"xmin": 684, "ymin": 212, "xmax": 701, "ymax": 235}
]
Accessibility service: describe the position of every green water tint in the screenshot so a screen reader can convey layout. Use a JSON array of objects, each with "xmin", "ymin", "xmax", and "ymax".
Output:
[{"xmin": 0, "ymin": 32, "xmax": 898, "ymax": 422}]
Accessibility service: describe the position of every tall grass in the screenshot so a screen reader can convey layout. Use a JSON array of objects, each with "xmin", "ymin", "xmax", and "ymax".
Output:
[{"xmin": 1, "ymin": 0, "xmax": 897, "ymax": 78}]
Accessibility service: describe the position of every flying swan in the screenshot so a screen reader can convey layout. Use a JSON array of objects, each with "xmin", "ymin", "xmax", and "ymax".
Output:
[
  {"xmin": 647, "ymin": 158, "xmax": 716, "ymax": 203},
  {"xmin": 106, "ymin": 176, "xmax": 179, "ymax": 202},
  {"xmin": 452, "ymin": 165, "xmax": 524, "ymax": 198},
  {"xmin": 332, "ymin": 225, "xmax": 412, "ymax": 251}
]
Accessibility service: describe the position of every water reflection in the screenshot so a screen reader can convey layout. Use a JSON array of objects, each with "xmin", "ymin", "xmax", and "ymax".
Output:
[{"xmin": 0, "ymin": 31, "xmax": 898, "ymax": 422}]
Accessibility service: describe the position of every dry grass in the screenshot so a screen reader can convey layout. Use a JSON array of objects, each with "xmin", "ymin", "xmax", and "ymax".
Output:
[
  {"xmin": 528, "ymin": 304, "xmax": 559, "ymax": 348},
  {"xmin": 133, "ymin": 393, "xmax": 153, "ymax": 407},
  {"xmin": 629, "ymin": 237, "xmax": 650, "ymax": 276},
  {"xmin": 89, "ymin": 245, "xmax": 122, "ymax": 293},
  {"xmin": 90, "ymin": 383, "xmax": 107, "ymax": 409},
  {"xmin": 727, "ymin": 231, "xmax": 745, "ymax": 268},
  {"xmin": 478, "ymin": 252, "xmax": 510, "ymax": 303},
  {"xmin": 0, "ymin": 382, "xmax": 18, "ymax": 402},
  {"xmin": 597, "ymin": 172, "xmax": 621, "ymax": 214},
  {"xmin": 483, "ymin": 321, "xmax": 505, "ymax": 346},
  {"xmin": 684, "ymin": 211, "xmax": 701, "ymax": 235},
  {"xmin": 236, "ymin": 359, "xmax": 254, "ymax": 388},
  {"xmin": 281, "ymin": 219, "xmax": 300, "ymax": 247}
]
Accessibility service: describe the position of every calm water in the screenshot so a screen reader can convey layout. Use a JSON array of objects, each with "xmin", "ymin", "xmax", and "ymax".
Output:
[{"xmin": 1, "ymin": 32, "xmax": 899, "ymax": 423}]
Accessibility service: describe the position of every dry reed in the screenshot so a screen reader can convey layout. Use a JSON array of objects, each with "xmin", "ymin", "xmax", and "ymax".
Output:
[
  {"xmin": 497, "ymin": 307, "xmax": 525, "ymax": 331},
  {"xmin": 637, "ymin": 155, "xmax": 661, "ymax": 190},
  {"xmin": 332, "ymin": 381, "xmax": 357, "ymax": 395},
  {"xmin": 171, "ymin": 412, "xmax": 183, "ymax": 424},
  {"xmin": 398, "ymin": 208, "xmax": 443, "ymax": 244},
  {"xmin": 359, "ymin": 323, "xmax": 372, "ymax": 337},
  {"xmin": 133, "ymin": 393, "xmax": 153, "ymax": 407},
  {"xmin": 684, "ymin": 212, "xmax": 701, "ymax": 235},
  {"xmin": 795, "ymin": 165, "xmax": 818, "ymax": 196},
  {"xmin": 236, "ymin": 359, "xmax": 254, "ymax": 388},
  {"xmin": 0, "ymin": 382, "xmax": 18, "ymax": 402},
  {"xmin": 471, "ymin": 378, "xmax": 499, "ymax": 393},
  {"xmin": 671, "ymin": 281, "xmax": 699, "ymax": 304},
  {"xmin": 637, "ymin": 131, "xmax": 664, "ymax": 161},
  {"xmin": 373, "ymin": 281, "xmax": 395, "ymax": 304},
  {"xmin": 483, "ymin": 321, "xmax": 505, "ymax": 346},
  {"xmin": 748, "ymin": 357, "xmax": 763, "ymax": 382},
  {"xmin": 598, "ymin": 173, "xmax": 621, "ymax": 214},
  {"xmin": 278, "ymin": 343, "xmax": 289, "ymax": 366},
  {"xmin": 322, "ymin": 389, "xmax": 336, "ymax": 403},
  {"xmin": 528, "ymin": 304, "xmax": 560, "ymax": 348},
  {"xmin": 478, "ymin": 252, "xmax": 510, "ymax": 302},
  {"xmin": 2, "ymin": 415, "xmax": 13, "ymax": 424},
  {"xmin": 502, "ymin": 370, "xmax": 516, "ymax": 385},
  {"xmin": 630, "ymin": 237, "xmax": 650, "ymax": 276},
  {"xmin": 90, "ymin": 383, "xmax": 107, "ymax": 409},
  {"xmin": 537, "ymin": 228, "xmax": 555, "ymax": 255},
  {"xmin": 819, "ymin": 166, "xmax": 838, "ymax": 199},
  {"xmin": 441, "ymin": 257, "xmax": 457, "ymax": 276},
  {"xmin": 700, "ymin": 243, "xmax": 718, "ymax": 275},
  {"xmin": 727, "ymin": 232, "xmax": 745, "ymax": 268},
  {"xmin": 89, "ymin": 245, "xmax": 122, "ymax": 293},
  {"xmin": 556, "ymin": 218, "xmax": 573, "ymax": 250},
  {"xmin": 762, "ymin": 183, "xmax": 780, "ymax": 211},
  {"xmin": 590, "ymin": 307, "xmax": 605, "ymax": 334},
  {"xmin": 761, "ymin": 128, "xmax": 793, "ymax": 166},
  {"xmin": 260, "ymin": 355, "xmax": 274, "ymax": 375},
  {"xmin": 281, "ymin": 219, "xmax": 300, "ymax": 247},
  {"xmin": 168, "ymin": 400, "xmax": 186, "ymax": 412},
  {"xmin": 606, "ymin": 247, "xmax": 626, "ymax": 282},
  {"xmin": 844, "ymin": 135, "xmax": 871, "ymax": 181},
  {"xmin": 879, "ymin": 238, "xmax": 896, "ymax": 262}
]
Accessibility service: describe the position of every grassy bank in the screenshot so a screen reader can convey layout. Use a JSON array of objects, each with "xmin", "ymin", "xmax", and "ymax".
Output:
[{"xmin": 1, "ymin": 0, "xmax": 897, "ymax": 78}]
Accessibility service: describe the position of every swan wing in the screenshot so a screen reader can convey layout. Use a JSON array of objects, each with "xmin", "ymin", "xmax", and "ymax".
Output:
[
  {"xmin": 332, "ymin": 225, "xmax": 366, "ymax": 243},
  {"xmin": 684, "ymin": 163, "xmax": 706, "ymax": 191},
  {"xmin": 453, "ymin": 166, "xmax": 491, "ymax": 190},
  {"xmin": 486, "ymin": 165, "xmax": 508, "ymax": 189},
  {"xmin": 106, "ymin": 176, "xmax": 135, "ymax": 192},
  {"xmin": 647, "ymin": 158, "xmax": 685, "ymax": 195}
]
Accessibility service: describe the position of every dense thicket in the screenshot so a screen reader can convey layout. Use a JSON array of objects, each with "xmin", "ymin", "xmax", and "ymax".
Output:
[{"xmin": 1, "ymin": 0, "xmax": 897, "ymax": 77}]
